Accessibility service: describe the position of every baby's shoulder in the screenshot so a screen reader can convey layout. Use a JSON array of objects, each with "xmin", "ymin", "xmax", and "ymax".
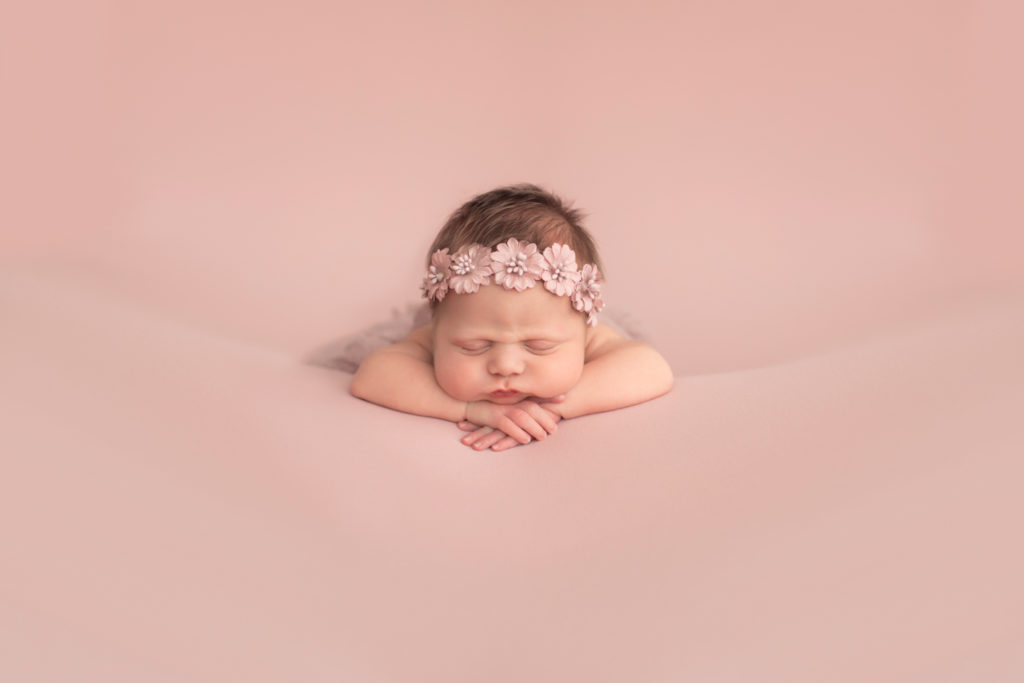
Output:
[
  {"xmin": 405, "ymin": 324, "xmax": 435, "ymax": 357},
  {"xmin": 583, "ymin": 322, "xmax": 629, "ymax": 362},
  {"xmin": 370, "ymin": 323, "xmax": 434, "ymax": 364}
]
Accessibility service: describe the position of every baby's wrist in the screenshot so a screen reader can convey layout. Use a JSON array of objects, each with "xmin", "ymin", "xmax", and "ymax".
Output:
[
  {"xmin": 464, "ymin": 400, "xmax": 485, "ymax": 424},
  {"xmin": 542, "ymin": 397, "xmax": 570, "ymax": 420},
  {"xmin": 464, "ymin": 400, "xmax": 493, "ymax": 426}
]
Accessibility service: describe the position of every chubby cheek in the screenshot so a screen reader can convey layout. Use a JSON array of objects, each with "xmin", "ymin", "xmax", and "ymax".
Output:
[
  {"xmin": 433, "ymin": 352, "xmax": 481, "ymax": 401},
  {"xmin": 543, "ymin": 352, "xmax": 585, "ymax": 395},
  {"xmin": 528, "ymin": 346, "xmax": 584, "ymax": 397}
]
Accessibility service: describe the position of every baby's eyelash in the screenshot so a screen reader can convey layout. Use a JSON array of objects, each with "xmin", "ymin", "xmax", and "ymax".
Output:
[
  {"xmin": 456, "ymin": 341, "xmax": 557, "ymax": 354},
  {"xmin": 459, "ymin": 344, "xmax": 490, "ymax": 354}
]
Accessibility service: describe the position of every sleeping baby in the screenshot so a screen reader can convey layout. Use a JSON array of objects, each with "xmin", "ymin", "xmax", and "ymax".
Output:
[{"xmin": 350, "ymin": 183, "xmax": 674, "ymax": 451}]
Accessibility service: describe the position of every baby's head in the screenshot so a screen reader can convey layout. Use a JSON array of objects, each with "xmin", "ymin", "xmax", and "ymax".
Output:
[{"xmin": 421, "ymin": 184, "xmax": 605, "ymax": 404}]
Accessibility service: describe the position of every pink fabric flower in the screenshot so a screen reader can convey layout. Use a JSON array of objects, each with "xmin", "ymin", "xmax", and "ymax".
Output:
[
  {"xmin": 491, "ymin": 238, "xmax": 544, "ymax": 292},
  {"xmin": 421, "ymin": 239, "xmax": 606, "ymax": 325},
  {"xmin": 572, "ymin": 263, "xmax": 605, "ymax": 326},
  {"xmin": 448, "ymin": 244, "xmax": 493, "ymax": 294},
  {"xmin": 540, "ymin": 243, "xmax": 582, "ymax": 296},
  {"xmin": 422, "ymin": 248, "xmax": 450, "ymax": 301}
]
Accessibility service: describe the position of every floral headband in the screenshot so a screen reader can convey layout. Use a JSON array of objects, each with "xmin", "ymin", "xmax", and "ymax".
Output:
[{"xmin": 421, "ymin": 238, "xmax": 605, "ymax": 326}]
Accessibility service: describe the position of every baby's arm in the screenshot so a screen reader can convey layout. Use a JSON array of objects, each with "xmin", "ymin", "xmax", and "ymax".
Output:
[
  {"xmin": 349, "ymin": 330, "xmax": 466, "ymax": 423},
  {"xmin": 549, "ymin": 326, "xmax": 674, "ymax": 420}
]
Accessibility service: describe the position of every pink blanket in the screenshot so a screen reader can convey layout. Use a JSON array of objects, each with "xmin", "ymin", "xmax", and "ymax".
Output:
[{"xmin": 3, "ymin": 265, "xmax": 1021, "ymax": 681}]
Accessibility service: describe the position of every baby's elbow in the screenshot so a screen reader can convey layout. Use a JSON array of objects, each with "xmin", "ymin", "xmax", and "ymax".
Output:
[
  {"xmin": 649, "ymin": 351, "xmax": 675, "ymax": 398},
  {"xmin": 661, "ymin": 364, "xmax": 675, "ymax": 393},
  {"xmin": 349, "ymin": 367, "xmax": 371, "ymax": 400},
  {"xmin": 657, "ymin": 363, "xmax": 675, "ymax": 397},
  {"xmin": 349, "ymin": 376, "xmax": 364, "ymax": 400},
  {"xmin": 349, "ymin": 349, "xmax": 390, "ymax": 400}
]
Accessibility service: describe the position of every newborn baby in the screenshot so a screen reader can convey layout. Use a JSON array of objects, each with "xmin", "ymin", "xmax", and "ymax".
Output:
[{"xmin": 350, "ymin": 183, "xmax": 674, "ymax": 451}]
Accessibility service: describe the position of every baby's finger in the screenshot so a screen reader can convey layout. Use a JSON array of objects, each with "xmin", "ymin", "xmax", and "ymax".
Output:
[
  {"xmin": 490, "ymin": 435, "xmax": 522, "ymax": 451},
  {"xmin": 473, "ymin": 429, "xmax": 513, "ymax": 451},
  {"xmin": 460, "ymin": 426, "xmax": 493, "ymax": 446},
  {"xmin": 497, "ymin": 417, "xmax": 535, "ymax": 444},
  {"xmin": 507, "ymin": 413, "xmax": 548, "ymax": 442},
  {"xmin": 521, "ymin": 403, "xmax": 559, "ymax": 434},
  {"xmin": 457, "ymin": 420, "xmax": 479, "ymax": 432}
]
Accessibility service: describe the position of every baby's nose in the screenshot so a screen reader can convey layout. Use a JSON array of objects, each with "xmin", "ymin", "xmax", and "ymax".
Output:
[{"xmin": 487, "ymin": 346, "xmax": 524, "ymax": 376}]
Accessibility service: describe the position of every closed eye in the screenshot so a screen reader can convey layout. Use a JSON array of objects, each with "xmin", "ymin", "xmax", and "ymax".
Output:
[
  {"xmin": 525, "ymin": 342, "xmax": 558, "ymax": 353},
  {"xmin": 458, "ymin": 344, "xmax": 491, "ymax": 354}
]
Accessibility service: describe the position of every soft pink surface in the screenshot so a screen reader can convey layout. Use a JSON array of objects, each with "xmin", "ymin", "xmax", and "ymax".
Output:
[
  {"xmin": 3, "ymin": 0, "xmax": 1023, "ymax": 680},
  {"xmin": 3, "ymin": 268, "xmax": 1022, "ymax": 681}
]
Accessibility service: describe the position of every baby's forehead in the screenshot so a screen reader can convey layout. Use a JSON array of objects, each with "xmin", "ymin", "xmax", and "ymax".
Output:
[
  {"xmin": 442, "ymin": 308, "xmax": 574, "ymax": 336},
  {"xmin": 436, "ymin": 286, "xmax": 583, "ymax": 336}
]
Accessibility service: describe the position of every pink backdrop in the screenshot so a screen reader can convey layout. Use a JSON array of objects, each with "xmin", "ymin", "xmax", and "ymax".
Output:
[
  {"xmin": 2, "ymin": 1, "xmax": 1022, "ymax": 681},
  {"xmin": 5, "ymin": 0, "xmax": 1020, "ymax": 372}
]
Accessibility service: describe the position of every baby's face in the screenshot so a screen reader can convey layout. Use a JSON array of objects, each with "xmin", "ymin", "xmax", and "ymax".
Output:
[{"xmin": 432, "ymin": 284, "xmax": 587, "ymax": 404}]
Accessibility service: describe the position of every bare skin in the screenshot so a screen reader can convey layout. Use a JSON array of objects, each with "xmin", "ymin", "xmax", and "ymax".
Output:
[{"xmin": 350, "ymin": 285, "xmax": 674, "ymax": 451}]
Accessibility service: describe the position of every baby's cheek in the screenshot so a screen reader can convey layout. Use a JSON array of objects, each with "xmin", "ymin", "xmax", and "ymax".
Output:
[
  {"xmin": 542, "ymin": 352, "xmax": 585, "ymax": 394},
  {"xmin": 434, "ymin": 355, "xmax": 477, "ymax": 401},
  {"xmin": 562, "ymin": 361, "xmax": 585, "ymax": 391}
]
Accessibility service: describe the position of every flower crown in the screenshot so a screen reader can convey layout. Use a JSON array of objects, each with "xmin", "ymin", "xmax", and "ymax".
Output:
[{"xmin": 421, "ymin": 237, "xmax": 605, "ymax": 326}]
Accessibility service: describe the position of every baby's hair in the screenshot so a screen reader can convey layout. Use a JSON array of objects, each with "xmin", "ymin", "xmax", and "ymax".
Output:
[{"xmin": 427, "ymin": 183, "xmax": 602, "ymax": 274}]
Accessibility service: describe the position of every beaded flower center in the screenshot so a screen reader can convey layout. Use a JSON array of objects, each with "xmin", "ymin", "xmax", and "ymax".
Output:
[
  {"xmin": 508, "ymin": 253, "xmax": 530, "ymax": 275},
  {"xmin": 452, "ymin": 254, "xmax": 475, "ymax": 275},
  {"xmin": 427, "ymin": 267, "xmax": 446, "ymax": 284}
]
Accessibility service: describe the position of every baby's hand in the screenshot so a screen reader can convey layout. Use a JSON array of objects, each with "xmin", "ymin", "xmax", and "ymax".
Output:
[{"xmin": 461, "ymin": 396, "xmax": 564, "ymax": 451}]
